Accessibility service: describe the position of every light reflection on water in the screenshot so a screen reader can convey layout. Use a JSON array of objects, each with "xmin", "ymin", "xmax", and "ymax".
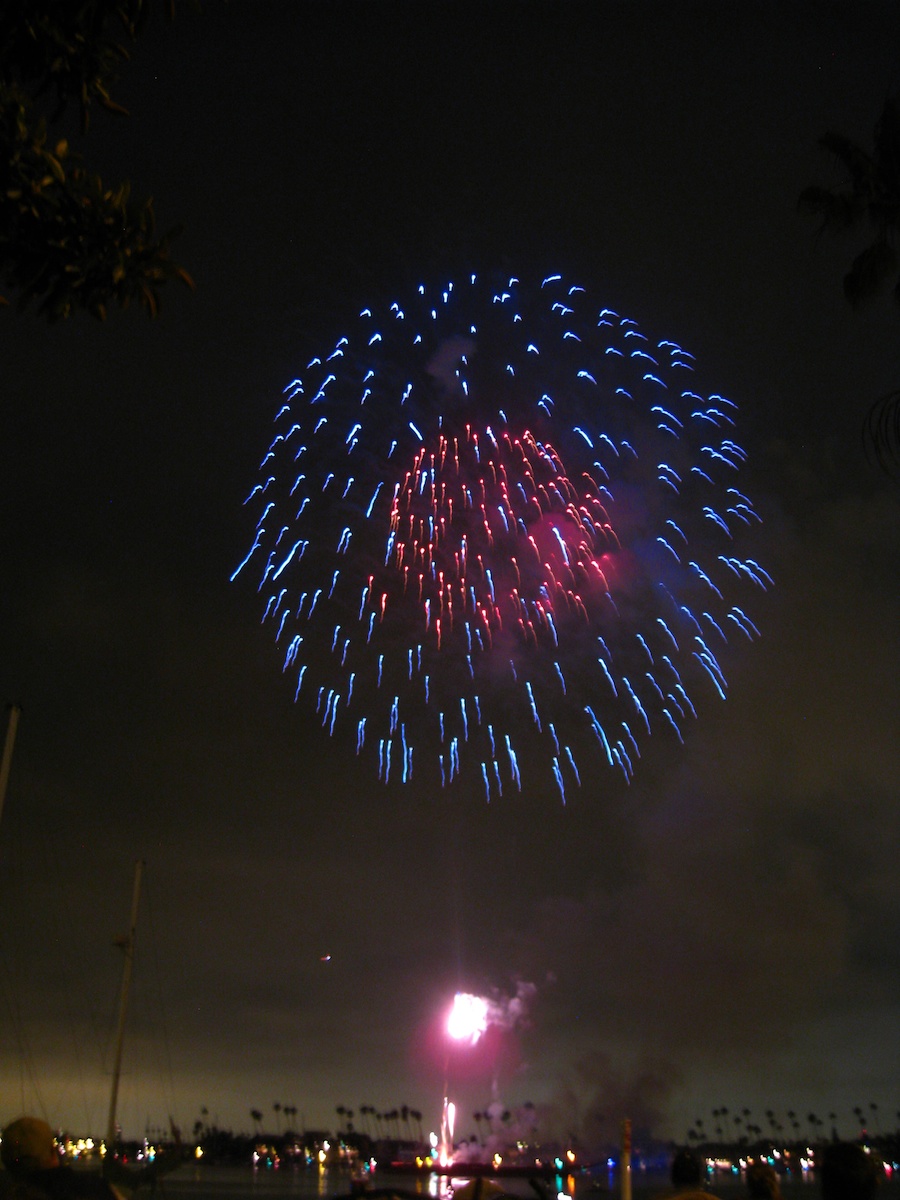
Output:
[
  {"xmin": 160, "ymin": 1165, "xmax": 899, "ymax": 1200},
  {"xmin": 165, "ymin": 1167, "xmax": 578, "ymax": 1200}
]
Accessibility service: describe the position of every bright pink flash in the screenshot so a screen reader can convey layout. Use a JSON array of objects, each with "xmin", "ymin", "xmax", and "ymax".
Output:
[{"xmin": 447, "ymin": 992, "xmax": 489, "ymax": 1044}]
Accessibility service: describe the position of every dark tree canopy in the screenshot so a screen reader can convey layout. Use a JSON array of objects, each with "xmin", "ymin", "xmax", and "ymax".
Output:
[
  {"xmin": 799, "ymin": 95, "xmax": 900, "ymax": 308},
  {"xmin": 0, "ymin": 0, "xmax": 193, "ymax": 321},
  {"xmin": 800, "ymin": 95, "xmax": 900, "ymax": 474}
]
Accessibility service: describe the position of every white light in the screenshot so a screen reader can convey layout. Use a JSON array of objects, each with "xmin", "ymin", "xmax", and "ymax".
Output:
[{"xmin": 447, "ymin": 992, "xmax": 489, "ymax": 1043}]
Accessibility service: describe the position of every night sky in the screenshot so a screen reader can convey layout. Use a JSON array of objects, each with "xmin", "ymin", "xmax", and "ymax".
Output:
[{"xmin": 1, "ymin": 2, "xmax": 899, "ymax": 1152}]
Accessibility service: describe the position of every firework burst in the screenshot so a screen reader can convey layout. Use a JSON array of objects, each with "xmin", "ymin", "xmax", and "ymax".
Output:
[{"xmin": 235, "ymin": 272, "xmax": 769, "ymax": 800}]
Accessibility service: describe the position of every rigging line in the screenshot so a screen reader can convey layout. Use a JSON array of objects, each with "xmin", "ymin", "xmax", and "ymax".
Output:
[
  {"xmin": 38, "ymin": 803, "xmax": 97, "ymax": 1129},
  {"xmin": 142, "ymin": 871, "xmax": 179, "ymax": 1130},
  {"xmin": 0, "ymin": 766, "xmax": 47, "ymax": 1122},
  {"xmin": 99, "ymin": 868, "xmax": 135, "ymax": 1132},
  {"xmin": 0, "ymin": 950, "xmax": 47, "ymax": 1120}
]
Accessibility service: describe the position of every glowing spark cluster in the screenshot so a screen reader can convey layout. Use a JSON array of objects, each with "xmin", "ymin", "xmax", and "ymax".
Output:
[
  {"xmin": 235, "ymin": 272, "xmax": 769, "ymax": 800},
  {"xmin": 447, "ymin": 992, "xmax": 490, "ymax": 1044}
]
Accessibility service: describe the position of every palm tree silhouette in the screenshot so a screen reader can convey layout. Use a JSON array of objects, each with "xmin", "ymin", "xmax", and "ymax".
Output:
[
  {"xmin": 800, "ymin": 95, "xmax": 900, "ymax": 474},
  {"xmin": 524, "ymin": 1100, "xmax": 537, "ymax": 1144},
  {"xmin": 800, "ymin": 98, "xmax": 900, "ymax": 307},
  {"xmin": 411, "ymin": 1109, "xmax": 423, "ymax": 1143},
  {"xmin": 473, "ymin": 1111, "xmax": 484, "ymax": 1142}
]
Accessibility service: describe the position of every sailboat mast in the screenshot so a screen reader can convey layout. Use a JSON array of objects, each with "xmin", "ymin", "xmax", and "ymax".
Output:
[
  {"xmin": 0, "ymin": 703, "xmax": 21, "ymax": 831},
  {"xmin": 106, "ymin": 859, "xmax": 143, "ymax": 1148}
]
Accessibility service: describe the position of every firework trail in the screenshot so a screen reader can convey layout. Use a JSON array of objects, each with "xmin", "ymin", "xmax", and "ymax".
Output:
[{"xmin": 234, "ymin": 272, "xmax": 769, "ymax": 801}]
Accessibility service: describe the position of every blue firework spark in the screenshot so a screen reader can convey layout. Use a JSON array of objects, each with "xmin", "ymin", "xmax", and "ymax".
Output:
[{"xmin": 234, "ymin": 272, "xmax": 769, "ymax": 801}]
